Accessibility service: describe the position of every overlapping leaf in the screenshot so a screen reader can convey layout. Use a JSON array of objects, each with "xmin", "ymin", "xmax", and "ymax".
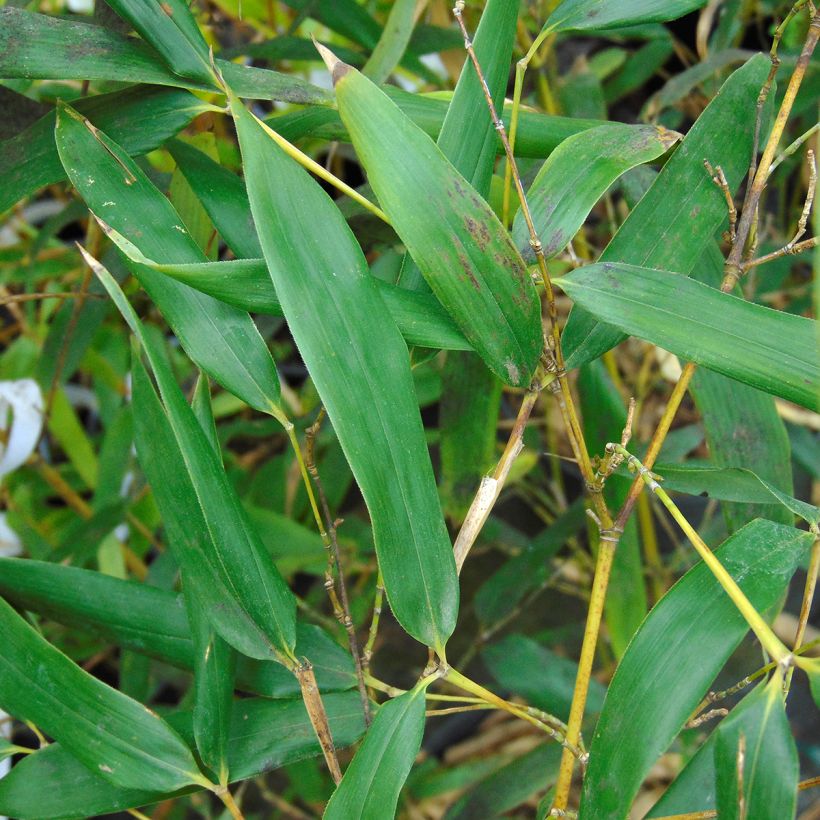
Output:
[
  {"xmin": 556, "ymin": 263, "xmax": 819, "ymax": 409},
  {"xmin": 55, "ymin": 103, "xmax": 282, "ymax": 413},
  {"xmin": 325, "ymin": 50, "xmax": 542, "ymax": 387},
  {"xmin": 231, "ymin": 100, "xmax": 459, "ymax": 651}
]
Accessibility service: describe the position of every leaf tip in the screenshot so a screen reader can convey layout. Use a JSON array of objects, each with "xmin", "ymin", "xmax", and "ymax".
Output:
[
  {"xmin": 656, "ymin": 125, "xmax": 683, "ymax": 151},
  {"xmin": 312, "ymin": 38, "xmax": 350, "ymax": 85}
]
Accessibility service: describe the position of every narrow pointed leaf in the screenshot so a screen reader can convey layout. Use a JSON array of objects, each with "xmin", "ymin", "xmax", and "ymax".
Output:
[
  {"xmin": 327, "ymin": 54, "xmax": 542, "ymax": 386},
  {"xmin": 714, "ymin": 675, "xmax": 798, "ymax": 820},
  {"xmin": 562, "ymin": 55, "xmax": 771, "ymax": 368},
  {"xmin": 0, "ymin": 9, "xmax": 330, "ymax": 105},
  {"xmin": 544, "ymin": 0, "xmax": 707, "ymax": 34},
  {"xmin": 0, "ymin": 597, "xmax": 204, "ymax": 793},
  {"xmin": 513, "ymin": 123, "xmax": 680, "ymax": 262},
  {"xmin": 0, "ymin": 692, "xmax": 365, "ymax": 820},
  {"xmin": 103, "ymin": 0, "xmax": 213, "ymax": 84},
  {"xmin": 232, "ymin": 100, "xmax": 458, "ymax": 651},
  {"xmin": 362, "ymin": 0, "xmax": 419, "ymax": 84},
  {"xmin": 653, "ymin": 463, "xmax": 819, "ymax": 526},
  {"xmin": 187, "ymin": 377, "xmax": 236, "ymax": 786},
  {"xmin": 0, "ymin": 84, "xmax": 205, "ymax": 215},
  {"xmin": 645, "ymin": 733, "xmax": 718, "ymax": 816},
  {"xmin": 0, "ymin": 557, "xmax": 356, "ymax": 696},
  {"xmin": 84, "ymin": 251, "xmax": 297, "ymax": 661},
  {"xmin": 55, "ymin": 103, "xmax": 282, "ymax": 413},
  {"xmin": 556, "ymin": 263, "xmax": 819, "ymax": 410},
  {"xmin": 578, "ymin": 520, "xmax": 812, "ymax": 820},
  {"xmin": 324, "ymin": 684, "xmax": 428, "ymax": 819}
]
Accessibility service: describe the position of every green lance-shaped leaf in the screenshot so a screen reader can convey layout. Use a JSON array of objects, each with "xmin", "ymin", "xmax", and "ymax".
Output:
[
  {"xmin": 99, "ymin": 229, "xmax": 472, "ymax": 352},
  {"xmin": 83, "ymin": 248, "xmax": 297, "ymax": 662},
  {"xmin": 0, "ymin": 84, "xmax": 207, "ymax": 215},
  {"xmin": 513, "ymin": 123, "xmax": 680, "ymax": 262},
  {"xmin": 0, "ymin": 692, "xmax": 366, "ymax": 820},
  {"xmin": 322, "ymin": 47, "xmax": 542, "ymax": 387},
  {"xmin": 543, "ymin": 0, "xmax": 707, "ymax": 34},
  {"xmin": 324, "ymin": 683, "xmax": 428, "ymax": 819},
  {"xmin": 187, "ymin": 376, "xmax": 237, "ymax": 787},
  {"xmin": 0, "ymin": 596, "xmax": 206, "ymax": 793},
  {"xmin": 714, "ymin": 674, "xmax": 799, "ymax": 820},
  {"xmin": 55, "ymin": 102, "xmax": 282, "ymax": 414},
  {"xmin": 652, "ymin": 463, "xmax": 820, "ymax": 527},
  {"xmin": 436, "ymin": 0, "xmax": 516, "ymax": 523},
  {"xmin": 0, "ymin": 9, "xmax": 330, "ymax": 106},
  {"xmin": 0, "ymin": 557, "xmax": 356, "ymax": 697},
  {"xmin": 691, "ymin": 370, "xmax": 795, "ymax": 532},
  {"xmin": 231, "ymin": 100, "xmax": 459, "ymax": 652},
  {"xmin": 103, "ymin": 0, "xmax": 214, "ymax": 84},
  {"xmin": 577, "ymin": 519, "xmax": 812, "ymax": 820},
  {"xmin": 361, "ymin": 0, "xmax": 419, "ymax": 85},
  {"xmin": 562, "ymin": 54, "xmax": 771, "ymax": 369},
  {"xmin": 555, "ymin": 263, "xmax": 819, "ymax": 410}
]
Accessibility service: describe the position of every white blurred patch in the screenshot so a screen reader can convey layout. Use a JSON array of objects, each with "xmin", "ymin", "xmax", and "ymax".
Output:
[
  {"xmin": 66, "ymin": 0, "xmax": 94, "ymax": 12},
  {"xmin": 0, "ymin": 514, "xmax": 22, "ymax": 559},
  {"xmin": 655, "ymin": 348, "xmax": 683, "ymax": 382},
  {"xmin": 0, "ymin": 379, "xmax": 44, "ymax": 479}
]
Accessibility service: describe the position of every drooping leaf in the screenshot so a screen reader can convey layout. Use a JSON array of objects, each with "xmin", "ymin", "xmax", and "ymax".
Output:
[
  {"xmin": 556, "ymin": 263, "xmax": 819, "ymax": 410},
  {"xmin": 324, "ymin": 684, "xmax": 428, "ymax": 819},
  {"xmin": 714, "ymin": 675, "xmax": 798, "ymax": 820},
  {"xmin": 83, "ymin": 251, "xmax": 297, "ymax": 662},
  {"xmin": 578, "ymin": 520, "xmax": 812, "ymax": 819},
  {"xmin": 187, "ymin": 377, "xmax": 236, "ymax": 787},
  {"xmin": 325, "ymin": 51, "xmax": 543, "ymax": 387},
  {"xmin": 513, "ymin": 123, "xmax": 679, "ymax": 262},
  {"xmin": 95, "ymin": 232, "xmax": 473, "ymax": 352},
  {"xmin": 0, "ymin": 596, "xmax": 205, "ymax": 793},
  {"xmin": 0, "ymin": 84, "xmax": 206, "ymax": 215},
  {"xmin": 0, "ymin": 8, "xmax": 331, "ymax": 105},
  {"xmin": 562, "ymin": 54, "xmax": 771, "ymax": 368},
  {"xmin": 543, "ymin": 0, "xmax": 708, "ymax": 34},
  {"xmin": 231, "ymin": 100, "xmax": 459, "ymax": 652},
  {"xmin": 0, "ymin": 556, "xmax": 356, "ymax": 696},
  {"xmin": 652, "ymin": 463, "xmax": 819, "ymax": 526},
  {"xmin": 55, "ymin": 103, "xmax": 283, "ymax": 413},
  {"xmin": 0, "ymin": 692, "xmax": 365, "ymax": 820}
]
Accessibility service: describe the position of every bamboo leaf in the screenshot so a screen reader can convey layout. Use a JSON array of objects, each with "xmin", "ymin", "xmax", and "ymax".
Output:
[
  {"xmin": 187, "ymin": 377, "xmax": 236, "ymax": 787},
  {"xmin": 103, "ymin": 0, "xmax": 214, "ymax": 84},
  {"xmin": 324, "ymin": 684, "xmax": 428, "ymax": 819},
  {"xmin": 269, "ymin": 87, "xmax": 605, "ymax": 160},
  {"xmin": 99, "ymin": 230, "xmax": 472, "ymax": 352},
  {"xmin": 0, "ymin": 556, "xmax": 356, "ymax": 696},
  {"xmin": 544, "ymin": 0, "xmax": 708, "ymax": 34},
  {"xmin": 362, "ymin": 0, "xmax": 419, "ymax": 84},
  {"xmin": 82, "ymin": 249, "xmax": 298, "ymax": 662},
  {"xmin": 556, "ymin": 263, "xmax": 819, "ymax": 410},
  {"xmin": 578, "ymin": 520, "xmax": 812, "ymax": 820},
  {"xmin": 0, "ymin": 692, "xmax": 365, "ymax": 820},
  {"xmin": 0, "ymin": 596, "xmax": 205, "ymax": 793},
  {"xmin": 0, "ymin": 8, "xmax": 331, "ymax": 105},
  {"xmin": 645, "ymin": 733, "xmax": 718, "ymax": 816},
  {"xmin": 231, "ymin": 100, "xmax": 459, "ymax": 651},
  {"xmin": 324, "ymin": 50, "xmax": 543, "ymax": 386},
  {"xmin": 437, "ymin": 0, "xmax": 516, "ymax": 522},
  {"xmin": 562, "ymin": 54, "xmax": 771, "ymax": 369},
  {"xmin": 652, "ymin": 463, "xmax": 820, "ymax": 526},
  {"xmin": 714, "ymin": 675, "xmax": 798, "ymax": 820},
  {"xmin": 513, "ymin": 123, "xmax": 680, "ymax": 262},
  {"xmin": 55, "ymin": 102, "xmax": 283, "ymax": 414},
  {"xmin": 691, "ymin": 371, "xmax": 795, "ymax": 531},
  {"xmin": 0, "ymin": 84, "xmax": 206, "ymax": 215}
]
